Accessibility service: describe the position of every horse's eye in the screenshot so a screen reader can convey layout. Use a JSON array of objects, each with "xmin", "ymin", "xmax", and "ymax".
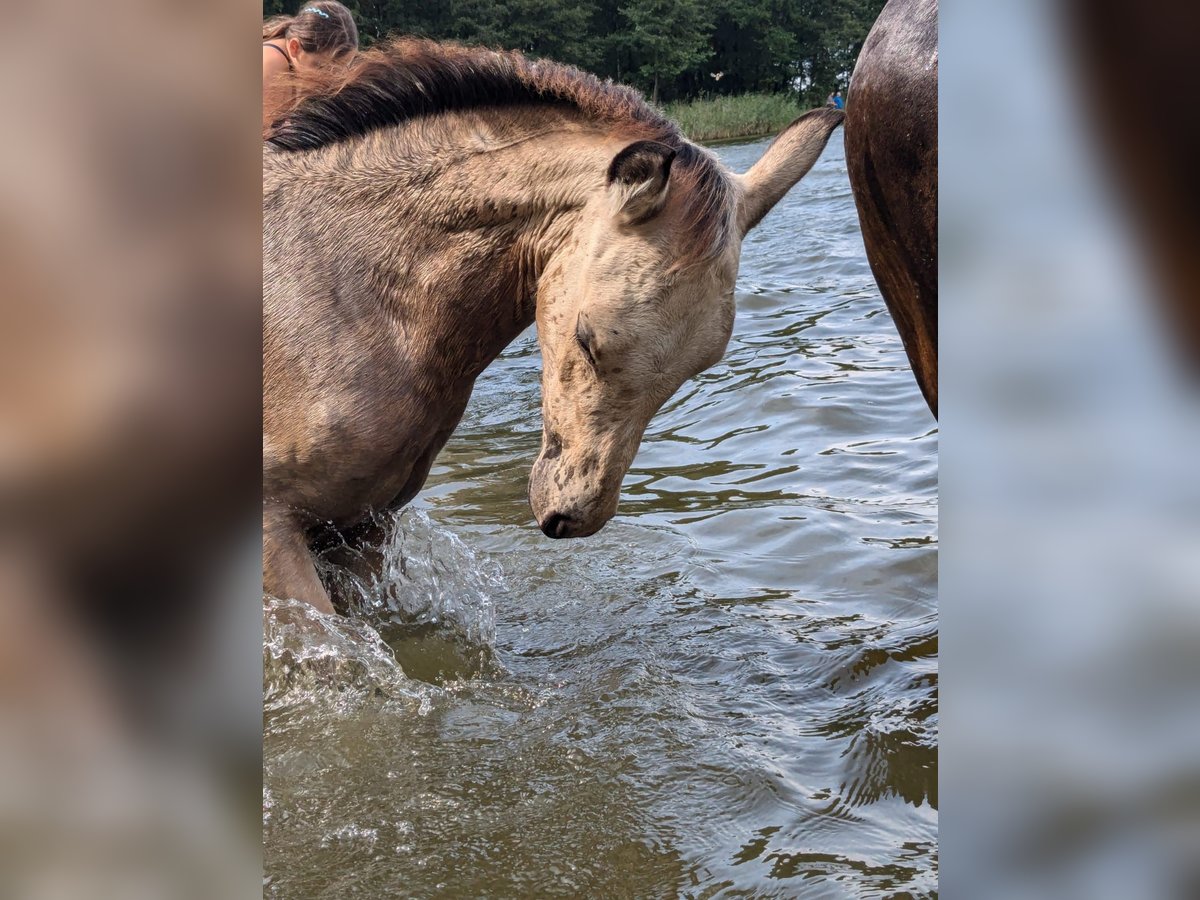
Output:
[{"xmin": 575, "ymin": 320, "xmax": 597, "ymax": 370}]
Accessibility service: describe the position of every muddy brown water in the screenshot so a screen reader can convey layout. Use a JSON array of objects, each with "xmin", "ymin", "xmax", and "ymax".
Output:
[{"xmin": 264, "ymin": 135, "xmax": 938, "ymax": 898}]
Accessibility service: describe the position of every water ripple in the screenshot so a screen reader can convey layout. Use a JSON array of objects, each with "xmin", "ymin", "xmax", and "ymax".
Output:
[{"xmin": 265, "ymin": 134, "xmax": 937, "ymax": 898}]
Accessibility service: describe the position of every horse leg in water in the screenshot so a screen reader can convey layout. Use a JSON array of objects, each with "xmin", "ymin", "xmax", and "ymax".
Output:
[
  {"xmin": 313, "ymin": 517, "xmax": 391, "ymax": 612},
  {"xmin": 263, "ymin": 506, "xmax": 333, "ymax": 615}
]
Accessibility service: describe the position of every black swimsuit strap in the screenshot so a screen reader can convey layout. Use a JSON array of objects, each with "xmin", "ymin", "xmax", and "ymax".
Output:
[{"xmin": 264, "ymin": 42, "xmax": 293, "ymax": 70}]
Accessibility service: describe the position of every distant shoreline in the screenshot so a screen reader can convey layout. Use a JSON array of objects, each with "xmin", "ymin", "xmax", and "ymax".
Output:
[
  {"xmin": 663, "ymin": 93, "xmax": 811, "ymax": 145},
  {"xmin": 702, "ymin": 131, "xmax": 780, "ymax": 147}
]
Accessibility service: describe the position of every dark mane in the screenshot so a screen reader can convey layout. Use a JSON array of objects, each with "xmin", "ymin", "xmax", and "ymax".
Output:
[
  {"xmin": 268, "ymin": 38, "xmax": 668, "ymax": 151},
  {"xmin": 265, "ymin": 37, "xmax": 735, "ymax": 266}
]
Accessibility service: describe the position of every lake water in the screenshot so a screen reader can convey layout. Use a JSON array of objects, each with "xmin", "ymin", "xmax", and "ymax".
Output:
[{"xmin": 264, "ymin": 134, "xmax": 938, "ymax": 898}]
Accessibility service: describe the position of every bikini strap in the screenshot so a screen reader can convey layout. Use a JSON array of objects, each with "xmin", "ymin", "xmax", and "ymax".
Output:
[{"xmin": 263, "ymin": 42, "xmax": 293, "ymax": 70}]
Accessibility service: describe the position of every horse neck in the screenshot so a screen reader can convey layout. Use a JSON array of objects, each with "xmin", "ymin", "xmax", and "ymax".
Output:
[{"xmin": 322, "ymin": 113, "xmax": 620, "ymax": 382}]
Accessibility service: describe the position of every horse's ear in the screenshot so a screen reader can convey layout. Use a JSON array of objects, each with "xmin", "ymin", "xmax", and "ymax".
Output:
[
  {"xmin": 735, "ymin": 107, "xmax": 844, "ymax": 235},
  {"xmin": 607, "ymin": 140, "xmax": 676, "ymax": 224}
]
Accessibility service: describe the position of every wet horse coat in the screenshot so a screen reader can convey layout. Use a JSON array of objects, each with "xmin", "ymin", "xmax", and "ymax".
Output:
[{"xmin": 845, "ymin": 0, "xmax": 938, "ymax": 416}]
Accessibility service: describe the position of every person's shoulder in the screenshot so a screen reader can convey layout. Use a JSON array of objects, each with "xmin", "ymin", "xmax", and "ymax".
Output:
[{"xmin": 263, "ymin": 42, "xmax": 289, "ymax": 73}]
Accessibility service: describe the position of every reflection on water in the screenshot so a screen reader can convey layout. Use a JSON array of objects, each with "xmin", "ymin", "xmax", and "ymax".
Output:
[{"xmin": 264, "ymin": 136, "xmax": 938, "ymax": 897}]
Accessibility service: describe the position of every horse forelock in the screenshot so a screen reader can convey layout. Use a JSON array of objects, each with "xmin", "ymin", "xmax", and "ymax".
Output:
[
  {"xmin": 671, "ymin": 144, "xmax": 738, "ymax": 271},
  {"xmin": 265, "ymin": 37, "xmax": 735, "ymax": 269}
]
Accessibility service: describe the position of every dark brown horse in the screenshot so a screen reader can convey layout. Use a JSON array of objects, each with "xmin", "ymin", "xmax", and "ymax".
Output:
[
  {"xmin": 1068, "ymin": 0, "xmax": 1200, "ymax": 371},
  {"xmin": 845, "ymin": 0, "xmax": 938, "ymax": 417}
]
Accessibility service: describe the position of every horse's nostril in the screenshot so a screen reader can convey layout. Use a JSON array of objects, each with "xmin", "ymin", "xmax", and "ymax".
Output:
[{"xmin": 540, "ymin": 512, "xmax": 572, "ymax": 539}]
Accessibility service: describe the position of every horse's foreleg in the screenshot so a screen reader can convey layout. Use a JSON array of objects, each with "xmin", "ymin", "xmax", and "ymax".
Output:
[
  {"xmin": 316, "ymin": 516, "xmax": 390, "ymax": 612},
  {"xmin": 263, "ymin": 507, "xmax": 333, "ymax": 615}
]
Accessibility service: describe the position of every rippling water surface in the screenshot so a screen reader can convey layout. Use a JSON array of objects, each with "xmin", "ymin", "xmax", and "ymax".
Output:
[{"xmin": 264, "ymin": 135, "xmax": 938, "ymax": 898}]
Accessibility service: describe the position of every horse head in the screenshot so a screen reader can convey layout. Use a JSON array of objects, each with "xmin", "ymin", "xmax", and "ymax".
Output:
[{"xmin": 529, "ymin": 108, "xmax": 844, "ymax": 538}]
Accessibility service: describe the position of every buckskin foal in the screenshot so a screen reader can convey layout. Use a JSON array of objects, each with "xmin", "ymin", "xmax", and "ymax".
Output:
[{"xmin": 264, "ymin": 39, "xmax": 843, "ymax": 613}]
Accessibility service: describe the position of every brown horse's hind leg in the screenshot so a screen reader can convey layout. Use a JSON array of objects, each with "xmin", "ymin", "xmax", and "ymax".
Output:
[{"xmin": 263, "ymin": 507, "xmax": 333, "ymax": 615}]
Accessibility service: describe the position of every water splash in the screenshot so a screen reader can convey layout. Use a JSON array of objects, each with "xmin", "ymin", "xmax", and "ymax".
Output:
[
  {"xmin": 318, "ymin": 508, "xmax": 501, "ymax": 649},
  {"xmin": 261, "ymin": 509, "xmax": 506, "ymax": 695},
  {"xmin": 262, "ymin": 595, "xmax": 425, "ymax": 713},
  {"xmin": 264, "ymin": 509, "xmax": 504, "ymax": 714}
]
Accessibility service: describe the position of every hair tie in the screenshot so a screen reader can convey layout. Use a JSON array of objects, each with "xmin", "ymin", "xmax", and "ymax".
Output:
[{"xmin": 302, "ymin": 6, "xmax": 330, "ymax": 17}]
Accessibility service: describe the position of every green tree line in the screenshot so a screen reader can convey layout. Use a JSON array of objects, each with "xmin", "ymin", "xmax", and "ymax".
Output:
[{"xmin": 264, "ymin": 0, "xmax": 884, "ymax": 104}]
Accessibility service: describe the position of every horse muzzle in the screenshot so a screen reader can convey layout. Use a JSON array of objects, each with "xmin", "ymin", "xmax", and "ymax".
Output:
[{"xmin": 528, "ymin": 452, "xmax": 615, "ymax": 539}]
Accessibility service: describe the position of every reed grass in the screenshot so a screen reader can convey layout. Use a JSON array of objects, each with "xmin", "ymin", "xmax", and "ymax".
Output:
[{"xmin": 663, "ymin": 93, "xmax": 807, "ymax": 144}]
